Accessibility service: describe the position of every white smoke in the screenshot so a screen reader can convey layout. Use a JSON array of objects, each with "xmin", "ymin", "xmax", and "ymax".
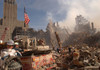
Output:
[
  {"xmin": 57, "ymin": 0, "xmax": 100, "ymax": 31},
  {"xmin": 24, "ymin": 0, "xmax": 100, "ymax": 31}
]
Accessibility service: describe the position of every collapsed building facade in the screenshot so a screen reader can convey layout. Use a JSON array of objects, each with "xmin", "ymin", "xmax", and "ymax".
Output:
[
  {"xmin": 24, "ymin": 15, "xmax": 97, "ymax": 48},
  {"xmin": 65, "ymin": 15, "xmax": 98, "ymax": 46},
  {"xmin": 75, "ymin": 15, "xmax": 96, "ymax": 34},
  {"xmin": 25, "ymin": 20, "xmax": 69, "ymax": 48}
]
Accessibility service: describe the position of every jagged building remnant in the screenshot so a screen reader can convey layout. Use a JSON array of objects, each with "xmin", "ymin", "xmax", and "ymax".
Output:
[
  {"xmin": 75, "ymin": 15, "xmax": 91, "ymax": 32},
  {"xmin": 75, "ymin": 15, "xmax": 96, "ymax": 34},
  {"xmin": 76, "ymin": 15, "xmax": 90, "ymax": 25},
  {"xmin": 91, "ymin": 22, "xmax": 96, "ymax": 34},
  {"xmin": 46, "ymin": 20, "xmax": 57, "ymax": 47}
]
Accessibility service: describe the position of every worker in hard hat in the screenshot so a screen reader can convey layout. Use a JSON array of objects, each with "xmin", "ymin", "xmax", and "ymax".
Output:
[
  {"xmin": 0, "ymin": 39, "xmax": 17, "ymax": 67},
  {"xmin": 14, "ymin": 42, "xmax": 23, "ymax": 56},
  {"xmin": 1, "ymin": 40, "xmax": 17, "ymax": 57},
  {"xmin": 14, "ymin": 42, "xmax": 20, "ymax": 50}
]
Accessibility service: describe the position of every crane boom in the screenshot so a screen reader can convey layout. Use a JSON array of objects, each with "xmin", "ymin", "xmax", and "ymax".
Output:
[{"xmin": 55, "ymin": 32, "xmax": 62, "ymax": 48}]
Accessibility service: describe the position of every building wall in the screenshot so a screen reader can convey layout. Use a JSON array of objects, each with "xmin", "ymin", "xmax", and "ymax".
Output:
[{"xmin": 0, "ymin": 0, "xmax": 28, "ymax": 42}]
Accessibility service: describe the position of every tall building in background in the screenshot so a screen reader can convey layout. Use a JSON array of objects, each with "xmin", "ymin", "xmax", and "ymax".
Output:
[{"xmin": 0, "ymin": 0, "xmax": 28, "ymax": 42}]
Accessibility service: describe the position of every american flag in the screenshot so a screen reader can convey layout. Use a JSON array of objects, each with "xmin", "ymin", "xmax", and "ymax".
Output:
[{"xmin": 24, "ymin": 7, "xmax": 30, "ymax": 24}]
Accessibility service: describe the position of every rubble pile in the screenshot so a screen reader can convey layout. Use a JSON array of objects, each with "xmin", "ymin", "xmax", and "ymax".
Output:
[
  {"xmin": 55, "ymin": 44, "xmax": 100, "ymax": 70},
  {"xmin": 54, "ymin": 19, "xmax": 100, "ymax": 69}
]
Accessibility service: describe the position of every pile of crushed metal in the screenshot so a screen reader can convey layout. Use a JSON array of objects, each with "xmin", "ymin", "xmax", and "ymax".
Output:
[{"xmin": 54, "ymin": 44, "xmax": 100, "ymax": 70}]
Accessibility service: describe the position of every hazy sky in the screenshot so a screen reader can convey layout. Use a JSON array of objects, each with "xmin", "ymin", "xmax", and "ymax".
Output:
[{"xmin": 0, "ymin": 0, "xmax": 100, "ymax": 31}]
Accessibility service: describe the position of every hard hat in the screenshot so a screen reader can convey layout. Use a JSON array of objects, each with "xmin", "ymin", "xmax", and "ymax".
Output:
[
  {"xmin": 14, "ymin": 42, "xmax": 19, "ymax": 45},
  {"xmin": 7, "ymin": 39, "xmax": 14, "ymax": 45}
]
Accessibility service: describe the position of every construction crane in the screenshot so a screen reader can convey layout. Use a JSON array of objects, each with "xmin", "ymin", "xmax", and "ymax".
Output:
[{"xmin": 0, "ymin": 27, "xmax": 8, "ymax": 41}]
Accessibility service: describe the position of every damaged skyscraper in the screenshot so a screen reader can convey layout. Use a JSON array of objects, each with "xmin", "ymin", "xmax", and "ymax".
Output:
[{"xmin": 75, "ymin": 15, "xmax": 96, "ymax": 34}]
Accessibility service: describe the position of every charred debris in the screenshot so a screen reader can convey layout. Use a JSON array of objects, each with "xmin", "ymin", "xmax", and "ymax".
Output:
[
  {"xmin": 14, "ymin": 15, "xmax": 100, "ymax": 48},
  {"xmin": 26, "ymin": 15, "xmax": 100, "ymax": 70},
  {"xmin": 12, "ymin": 15, "xmax": 100, "ymax": 70},
  {"xmin": 13, "ymin": 15, "xmax": 100, "ymax": 49},
  {"xmin": 54, "ymin": 15, "xmax": 100, "ymax": 70},
  {"xmin": 0, "ymin": 11, "xmax": 99, "ymax": 70}
]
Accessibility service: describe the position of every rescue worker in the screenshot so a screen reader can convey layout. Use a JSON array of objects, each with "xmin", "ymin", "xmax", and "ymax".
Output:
[
  {"xmin": 0, "ymin": 39, "xmax": 17, "ymax": 67},
  {"xmin": 14, "ymin": 42, "xmax": 23, "ymax": 56},
  {"xmin": 57, "ymin": 48, "xmax": 60, "ymax": 53},
  {"xmin": 68, "ymin": 45, "xmax": 72, "ymax": 54}
]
